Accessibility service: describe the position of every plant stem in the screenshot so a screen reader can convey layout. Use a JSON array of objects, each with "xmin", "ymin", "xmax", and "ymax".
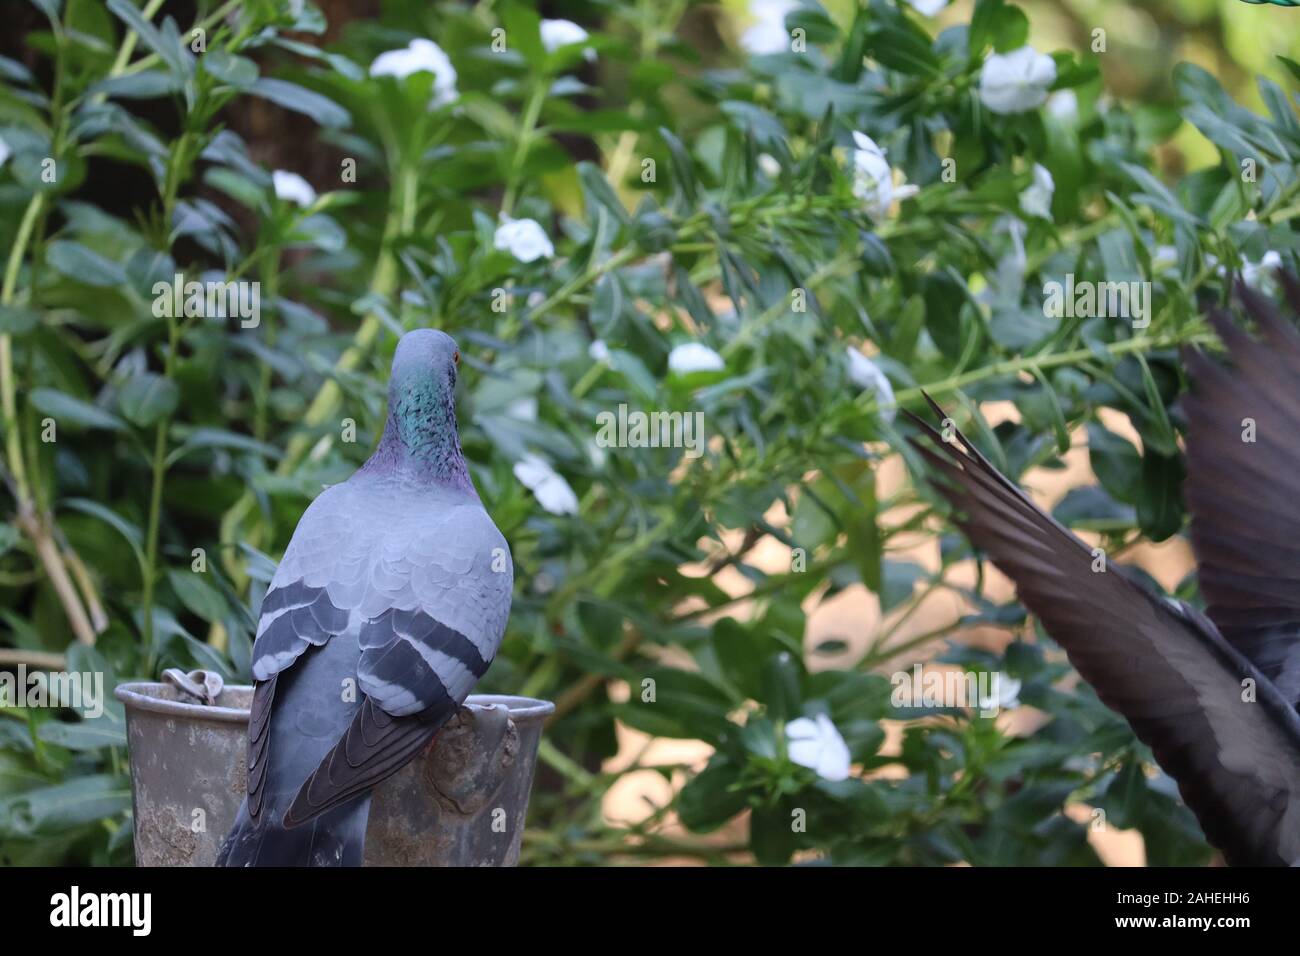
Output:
[
  {"xmin": 3, "ymin": 199, "xmax": 98, "ymax": 645},
  {"xmin": 140, "ymin": 127, "xmax": 194, "ymax": 654},
  {"xmin": 500, "ymin": 82, "xmax": 546, "ymax": 217},
  {"xmin": 107, "ymin": 0, "xmax": 167, "ymax": 78},
  {"xmin": 884, "ymin": 329, "xmax": 1216, "ymax": 412},
  {"xmin": 141, "ymin": 313, "xmax": 179, "ymax": 656},
  {"xmin": 0, "ymin": 194, "xmax": 46, "ymax": 503}
]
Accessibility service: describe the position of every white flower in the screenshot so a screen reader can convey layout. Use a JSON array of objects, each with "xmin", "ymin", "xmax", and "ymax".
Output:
[
  {"xmin": 0, "ymin": 136, "xmax": 10, "ymax": 168},
  {"xmin": 786, "ymin": 714, "xmax": 851, "ymax": 782},
  {"xmin": 905, "ymin": 0, "xmax": 948, "ymax": 16},
  {"xmin": 506, "ymin": 397, "xmax": 538, "ymax": 422},
  {"xmin": 494, "ymin": 218, "xmax": 554, "ymax": 263},
  {"xmin": 1242, "ymin": 250, "xmax": 1283, "ymax": 292},
  {"xmin": 540, "ymin": 18, "xmax": 596, "ymax": 60},
  {"xmin": 740, "ymin": 0, "xmax": 796, "ymax": 55},
  {"xmin": 758, "ymin": 153, "xmax": 782, "ymax": 179},
  {"xmin": 979, "ymin": 673, "xmax": 1022, "ymax": 712},
  {"xmin": 1045, "ymin": 89, "xmax": 1078, "ymax": 122},
  {"xmin": 850, "ymin": 131, "xmax": 919, "ymax": 220},
  {"xmin": 370, "ymin": 38, "xmax": 458, "ymax": 106},
  {"xmin": 272, "ymin": 170, "xmax": 316, "ymax": 207},
  {"xmin": 668, "ymin": 342, "xmax": 725, "ymax": 374},
  {"xmin": 514, "ymin": 454, "xmax": 578, "ymax": 515},
  {"xmin": 979, "ymin": 46, "xmax": 1057, "ymax": 115},
  {"xmin": 846, "ymin": 348, "xmax": 896, "ymax": 422},
  {"xmin": 588, "ymin": 339, "xmax": 611, "ymax": 364},
  {"xmin": 1152, "ymin": 244, "xmax": 1179, "ymax": 275},
  {"xmin": 1018, "ymin": 163, "xmax": 1054, "ymax": 220}
]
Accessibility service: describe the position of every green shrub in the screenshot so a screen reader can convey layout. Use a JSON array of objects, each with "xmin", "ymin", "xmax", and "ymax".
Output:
[{"xmin": 0, "ymin": 0, "xmax": 1292, "ymax": 865}]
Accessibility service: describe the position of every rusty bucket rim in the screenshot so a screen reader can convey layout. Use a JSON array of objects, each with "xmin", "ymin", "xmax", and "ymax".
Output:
[{"xmin": 114, "ymin": 681, "xmax": 555, "ymax": 724}]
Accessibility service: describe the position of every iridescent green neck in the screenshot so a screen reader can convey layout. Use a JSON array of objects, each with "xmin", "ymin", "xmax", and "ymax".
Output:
[{"xmin": 363, "ymin": 375, "xmax": 470, "ymax": 489}]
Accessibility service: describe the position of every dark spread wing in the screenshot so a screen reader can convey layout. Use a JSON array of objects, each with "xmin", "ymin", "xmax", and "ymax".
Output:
[
  {"xmin": 1181, "ymin": 279, "xmax": 1300, "ymax": 704},
  {"xmin": 906, "ymin": 395, "xmax": 1300, "ymax": 865}
]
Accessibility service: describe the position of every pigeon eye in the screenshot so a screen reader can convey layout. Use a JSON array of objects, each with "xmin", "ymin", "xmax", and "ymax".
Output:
[{"xmin": 452, "ymin": 350, "xmax": 460, "ymax": 367}]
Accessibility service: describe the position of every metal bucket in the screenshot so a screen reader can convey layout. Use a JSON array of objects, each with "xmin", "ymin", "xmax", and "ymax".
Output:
[{"xmin": 113, "ymin": 680, "xmax": 553, "ymax": 867}]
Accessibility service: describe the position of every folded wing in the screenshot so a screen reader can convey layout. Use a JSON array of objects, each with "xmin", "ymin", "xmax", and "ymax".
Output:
[{"xmin": 283, "ymin": 503, "xmax": 512, "ymax": 827}]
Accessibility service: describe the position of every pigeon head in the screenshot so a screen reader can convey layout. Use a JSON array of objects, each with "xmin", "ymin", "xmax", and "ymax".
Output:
[
  {"xmin": 365, "ymin": 329, "xmax": 470, "ymax": 488},
  {"xmin": 390, "ymin": 328, "xmax": 460, "ymax": 396}
]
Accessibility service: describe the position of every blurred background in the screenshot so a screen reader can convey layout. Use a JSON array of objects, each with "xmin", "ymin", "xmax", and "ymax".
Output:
[{"xmin": 2, "ymin": 0, "xmax": 1299, "ymax": 866}]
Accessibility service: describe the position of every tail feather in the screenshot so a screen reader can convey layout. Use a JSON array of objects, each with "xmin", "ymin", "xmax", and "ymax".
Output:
[{"xmin": 216, "ymin": 793, "xmax": 371, "ymax": 867}]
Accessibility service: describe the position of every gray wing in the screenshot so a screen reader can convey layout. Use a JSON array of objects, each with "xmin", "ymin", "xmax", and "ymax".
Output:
[
  {"xmin": 249, "ymin": 486, "xmax": 513, "ymax": 827},
  {"xmin": 1182, "ymin": 280, "xmax": 1300, "ymax": 703},
  {"xmin": 283, "ymin": 499, "xmax": 512, "ymax": 825},
  {"xmin": 245, "ymin": 485, "xmax": 356, "ymax": 820},
  {"xmin": 907, "ymin": 392, "xmax": 1300, "ymax": 866}
]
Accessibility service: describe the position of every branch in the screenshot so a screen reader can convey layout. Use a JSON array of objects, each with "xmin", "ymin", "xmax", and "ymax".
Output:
[
  {"xmin": 14, "ymin": 506, "xmax": 96, "ymax": 646},
  {"xmin": 0, "ymin": 648, "xmax": 67, "ymax": 669}
]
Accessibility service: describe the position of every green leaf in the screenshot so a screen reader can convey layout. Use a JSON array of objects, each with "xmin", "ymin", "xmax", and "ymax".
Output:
[
  {"xmin": 116, "ymin": 373, "xmax": 178, "ymax": 427},
  {"xmin": 1098, "ymin": 762, "xmax": 1146, "ymax": 830},
  {"xmin": 0, "ymin": 720, "xmax": 33, "ymax": 753},
  {"xmin": 46, "ymin": 241, "xmax": 128, "ymax": 287},
  {"xmin": 865, "ymin": 12, "xmax": 940, "ymax": 76},
  {"xmin": 969, "ymin": 0, "xmax": 1026, "ymax": 54},
  {"xmin": 36, "ymin": 718, "xmax": 126, "ymax": 752},
  {"xmin": 711, "ymin": 619, "xmax": 766, "ymax": 698},
  {"xmin": 0, "ymin": 305, "xmax": 40, "ymax": 335},
  {"xmin": 658, "ymin": 127, "xmax": 698, "ymax": 203},
  {"xmin": 166, "ymin": 427, "xmax": 282, "ymax": 466},
  {"xmin": 250, "ymin": 78, "xmax": 350, "ymax": 128},
  {"xmin": 167, "ymin": 569, "xmax": 228, "ymax": 623},
  {"xmin": 106, "ymin": 0, "xmax": 189, "ymax": 78},
  {"xmin": 61, "ymin": 498, "xmax": 147, "ymax": 577},
  {"xmin": 791, "ymin": 483, "xmax": 836, "ymax": 549},
  {"xmin": 1086, "ymin": 423, "xmax": 1142, "ymax": 504},
  {"xmin": 749, "ymin": 799, "xmax": 800, "ymax": 864},
  {"xmin": 1136, "ymin": 450, "xmax": 1185, "ymax": 543},
  {"xmin": 29, "ymin": 0, "xmax": 60, "ymax": 21},
  {"xmin": 202, "ymin": 51, "xmax": 258, "ymax": 89},
  {"xmin": 881, "ymin": 560, "xmax": 925, "ymax": 614},
  {"xmin": 577, "ymin": 161, "xmax": 630, "ymax": 227},
  {"xmin": 677, "ymin": 758, "xmax": 749, "ymax": 832},
  {"xmin": 28, "ymin": 388, "xmax": 126, "ymax": 431},
  {"xmin": 91, "ymin": 70, "xmax": 181, "ymax": 99},
  {"xmin": 844, "ymin": 477, "xmax": 881, "ymax": 594},
  {"xmin": 614, "ymin": 667, "xmax": 735, "ymax": 742},
  {"xmin": 0, "ymin": 774, "xmax": 130, "ymax": 837},
  {"xmin": 761, "ymin": 652, "xmax": 803, "ymax": 721},
  {"xmin": 1030, "ymin": 368, "xmax": 1070, "ymax": 456},
  {"xmin": 499, "ymin": 1, "xmax": 544, "ymax": 66},
  {"xmin": 0, "ymin": 522, "xmax": 19, "ymax": 557}
]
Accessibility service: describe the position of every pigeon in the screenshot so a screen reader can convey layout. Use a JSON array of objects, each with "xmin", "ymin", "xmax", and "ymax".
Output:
[
  {"xmin": 217, "ymin": 329, "xmax": 513, "ymax": 867},
  {"xmin": 905, "ymin": 278, "xmax": 1300, "ymax": 866}
]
